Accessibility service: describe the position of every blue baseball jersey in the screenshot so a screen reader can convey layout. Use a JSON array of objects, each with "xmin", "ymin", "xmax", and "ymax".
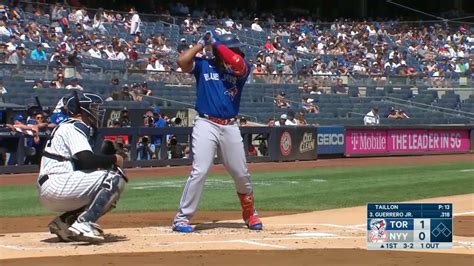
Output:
[{"xmin": 192, "ymin": 57, "xmax": 251, "ymax": 119}]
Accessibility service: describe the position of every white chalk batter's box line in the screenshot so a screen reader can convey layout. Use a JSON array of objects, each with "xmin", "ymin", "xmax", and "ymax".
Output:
[
  {"xmin": 130, "ymin": 179, "xmax": 326, "ymax": 189},
  {"xmin": 1, "ymin": 230, "xmax": 472, "ymax": 252}
]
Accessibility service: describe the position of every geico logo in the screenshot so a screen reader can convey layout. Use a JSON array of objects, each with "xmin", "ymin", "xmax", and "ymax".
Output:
[{"xmin": 317, "ymin": 133, "xmax": 344, "ymax": 145}]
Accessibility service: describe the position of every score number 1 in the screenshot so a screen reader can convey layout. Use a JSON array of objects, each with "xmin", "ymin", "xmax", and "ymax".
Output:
[{"xmin": 415, "ymin": 219, "xmax": 430, "ymax": 242}]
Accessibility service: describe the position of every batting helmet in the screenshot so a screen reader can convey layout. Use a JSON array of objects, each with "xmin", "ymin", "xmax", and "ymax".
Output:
[
  {"xmin": 65, "ymin": 92, "xmax": 105, "ymax": 128},
  {"xmin": 219, "ymin": 34, "xmax": 245, "ymax": 48}
]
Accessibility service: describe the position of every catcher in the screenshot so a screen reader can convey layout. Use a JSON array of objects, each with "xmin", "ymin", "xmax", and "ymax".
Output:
[{"xmin": 37, "ymin": 92, "xmax": 127, "ymax": 242}]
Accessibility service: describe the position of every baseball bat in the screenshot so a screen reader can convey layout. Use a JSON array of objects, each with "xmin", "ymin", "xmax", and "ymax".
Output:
[{"xmin": 71, "ymin": 90, "xmax": 82, "ymax": 116}]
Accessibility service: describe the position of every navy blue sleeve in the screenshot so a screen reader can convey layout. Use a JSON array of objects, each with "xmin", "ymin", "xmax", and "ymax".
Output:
[{"xmin": 73, "ymin": 122, "xmax": 91, "ymax": 138}]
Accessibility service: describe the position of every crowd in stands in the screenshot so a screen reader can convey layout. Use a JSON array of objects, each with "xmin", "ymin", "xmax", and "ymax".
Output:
[{"xmin": 0, "ymin": 2, "xmax": 471, "ymax": 85}]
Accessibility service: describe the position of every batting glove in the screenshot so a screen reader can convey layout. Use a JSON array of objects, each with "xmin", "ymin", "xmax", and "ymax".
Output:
[
  {"xmin": 208, "ymin": 30, "xmax": 221, "ymax": 46},
  {"xmin": 197, "ymin": 31, "xmax": 212, "ymax": 46}
]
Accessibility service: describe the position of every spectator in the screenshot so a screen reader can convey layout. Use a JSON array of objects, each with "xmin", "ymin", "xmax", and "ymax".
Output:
[
  {"xmin": 103, "ymin": 119, "xmax": 130, "ymax": 159},
  {"xmin": 6, "ymin": 35, "xmax": 17, "ymax": 52},
  {"xmin": 119, "ymin": 108, "xmax": 132, "ymax": 127},
  {"xmin": 274, "ymin": 91, "xmax": 291, "ymax": 108},
  {"xmin": 117, "ymin": 85, "xmax": 134, "ymax": 101},
  {"xmin": 136, "ymin": 136, "xmax": 155, "ymax": 160},
  {"xmin": 364, "ymin": 106, "xmax": 380, "ymax": 125},
  {"xmin": 296, "ymin": 110, "xmax": 308, "ymax": 125},
  {"xmin": 310, "ymin": 85, "xmax": 324, "ymax": 95},
  {"xmin": 133, "ymin": 31, "xmax": 145, "ymax": 44},
  {"xmin": 251, "ymin": 18, "xmax": 263, "ymax": 32},
  {"xmin": 104, "ymin": 44, "xmax": 118, "ymax": 60},
  {"xmin": 7, "ymin": 45, "xmax": 26, "ymax": 65},
  {"xmin": 24, "ymin": 111, "xmax": 48, "ymax": 164},
  {"xmin": 177, "ymin": 38, "xmax": 188, "ymax": 53},
  {"xmin": 0, "ymin": 20, "xmax": 11, "ymax": 36},
  {"xmin": 0, "ymin": 78, "xmax": 6, "ymax": 102},
  {"xmin": 274, "ymin": 114, "xmax": 287, "ymax": 126},
  {"xmin": 331, "ymin": 78, "xmax": 347, "ymax": 94},
  {"xmin": 5, "ymin": 114, "xmax": 38, "ymax": 165},
  {"xmin": 141, "ymin": 82, "xmax": 152, "ymax": 96},
  {"xmin": 31, "ymin": 44, "xmax": 48, "ymax": 61},
  {"xmin": 252, "ymin": 63, "xmax": 267, "ymax": 76},
  {"xmin": 301, "ymin": 96, "xmax": 319, "ymax": 113},
  {"xmin": 65, "ymin": 78, "xmax": 84, "ymax": 90},
  {"xmin": 116, "ymin": 46, "xmax": 128, "ymax": 60},
  {"xmin": 146, "ymin": 55, "xmax": 165, "ymax": 71},
  {"xmin": 387, "ymin": 107, "xmax": 410, "ymax": 119},
  {"xmin": 88, "ymin": 41, "xmax": 102, "ymax": 58},
  {"xmin": 168, "ymin": 135, "xmax": 184, "ymax": 159},
  {"xmin": 0, "ymin": 42, "xmax": 7, "ymax": 63},
  {"xmin": 267, "ymin": 118, "xmax": 276, "ymax": 127},
  {"xmin": 301, "ymin": 81, "xmax": 312, "ymax": 93},
  {"xmin": 246, "ymin": 136, "xmax": 258, "ymax": 156},
  {"xmin": 285, "ymin": 110, "xmax": 298, "ymax": 126},
  {"xmin": 264, "ymin": 36, "xmax": 277, "ymax": 52},
  {"xmin": 296, "ymin": 41, "xmax": 309, "ymax": 53},
  {"xmin": 128, "ymin": 45, "xmax": 139, "ymax": 61},
  {"xmin": 129, "ymin": 7, "xmax": 141, "ymax": 35},
  {"xmin": 51, "ymin": 73, "xmax": 66, "ymax": 88},
  {"xmin": 151, "ymin": 107, "xmax": 167, "ymax": 159},
  {"xmin": 33, "ymin": 79, "xmax": 46, "ymax": 89},
  {"xmin": 93, "ymin": 8, "xmax": 107, "ymax": 34}
]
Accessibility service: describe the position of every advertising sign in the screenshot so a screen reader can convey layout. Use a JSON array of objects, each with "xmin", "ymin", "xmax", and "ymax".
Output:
[{"xmin": 317, "ymin": 126, "xmax": 345, "ymax": 154}]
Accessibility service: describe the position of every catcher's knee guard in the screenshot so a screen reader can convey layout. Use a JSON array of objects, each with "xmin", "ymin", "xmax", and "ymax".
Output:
[{"xmin": 78, "ymin": 170, "xmax": 126, "ymax": 223}]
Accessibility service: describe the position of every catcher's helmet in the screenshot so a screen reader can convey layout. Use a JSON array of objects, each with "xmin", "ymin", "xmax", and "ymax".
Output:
[
  {"xmin": 219, "ymin": 34, "xmax": 245, "ymax": 48},
  {"xmin": 65, "ymin": 92, "xmax": 105, "ymax": 128}
]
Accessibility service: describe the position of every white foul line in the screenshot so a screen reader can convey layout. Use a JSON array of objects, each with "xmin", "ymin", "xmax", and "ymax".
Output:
[
  {"xmin": 318, "ymin": 224, "xmax": 366, "ymax": 231},
  {"xmin": 0, "ymin": 244, "xmax": 27, "ymax": 250},
  {"xmin": 233, "ymin": 240, "xmax": 289, "ymax": 249},
  {"xmin": 0, "ymin": 244, "xmax": 51, "ymax": 251},
  {"xmin": 454, "ymin": 211, "xmax": 474, "ymax": 216}
]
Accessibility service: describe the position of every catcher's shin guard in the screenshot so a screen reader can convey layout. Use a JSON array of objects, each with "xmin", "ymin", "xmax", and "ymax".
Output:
[
  {"xmin": 238, "ymin": 192, "xmax": 263, "ymax": 230},
  {"xmin": 77, "ymin": 171, "xmax": 126, "ymax": 223}
]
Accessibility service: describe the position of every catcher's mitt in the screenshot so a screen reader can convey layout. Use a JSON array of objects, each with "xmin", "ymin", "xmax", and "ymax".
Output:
[
  {"xmin": 100, "ymin": 139, "xmax": 129, "ymax": 182},
  {"xmin": 100, "ymin": 139, "xmax": 118, "ymax": 155}
]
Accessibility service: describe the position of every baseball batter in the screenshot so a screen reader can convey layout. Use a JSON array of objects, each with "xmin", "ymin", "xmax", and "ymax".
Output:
[
  {"xmin": 172, "ymin": 32, "xmax": 262, "ymax": 232},
  {"xmin": 37, "ymin": 92, "xmax": 127, "ymax": 242}
]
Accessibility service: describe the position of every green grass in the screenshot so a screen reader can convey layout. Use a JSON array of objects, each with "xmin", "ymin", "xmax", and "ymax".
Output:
[{"xmin": 0, "ymin": 161, "xmax": 473, "ymax": 217}]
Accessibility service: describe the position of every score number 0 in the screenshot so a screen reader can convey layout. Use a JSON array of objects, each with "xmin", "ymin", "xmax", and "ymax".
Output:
[{"xmin": 415, "ymin": 219, "xmax": 430, "ymax": 242}]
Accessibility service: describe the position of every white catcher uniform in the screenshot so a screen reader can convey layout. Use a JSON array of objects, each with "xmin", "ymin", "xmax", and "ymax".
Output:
[
  {"xmin": 38, "ymin": 92, "xmax": 126, "ymax": 242},
  {"xmin": 38, "ymin": 118, "xmax": 111, "ymax": 212}
]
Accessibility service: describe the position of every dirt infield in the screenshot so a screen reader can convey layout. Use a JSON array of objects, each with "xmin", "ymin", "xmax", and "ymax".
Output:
[
  {"xmin": 0, "ymin": 154, "xmax": 473, "ymax": 265},
  {"xmin": 0, "ymin": 194, "xmax": 472, "ymax": 265},
  {"xmin": 3, "ymin": 249, "xmax": 473, "ymax": 266}
]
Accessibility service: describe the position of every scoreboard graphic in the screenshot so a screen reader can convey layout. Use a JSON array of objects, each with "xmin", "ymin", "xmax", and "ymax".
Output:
[{"xmin": 367, "ymin": 203, "xmax": 452, "ymax": 249}]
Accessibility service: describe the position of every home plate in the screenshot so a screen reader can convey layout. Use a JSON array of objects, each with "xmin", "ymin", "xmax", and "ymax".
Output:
[{"xmin": 292, "ymin": 232, "xmax": 338, "ymax": 237}]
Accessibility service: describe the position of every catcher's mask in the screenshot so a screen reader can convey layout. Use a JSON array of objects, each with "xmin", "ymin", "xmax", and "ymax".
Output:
[{"xmin": 66, "ymin": 92, "xmax": 105, "ymax": 129}]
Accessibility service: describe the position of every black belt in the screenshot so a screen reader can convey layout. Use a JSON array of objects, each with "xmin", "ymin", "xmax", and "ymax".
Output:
[{"xmin": 38, "ymin": 175, "xmax": 49, "ymax": 186}]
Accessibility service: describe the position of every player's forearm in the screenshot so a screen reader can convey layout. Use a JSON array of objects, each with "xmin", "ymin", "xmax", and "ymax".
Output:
[
  {"xmin": 214, "ymin": 44, "xmax": 247, "ymax": 76},
  {"xmin": 177, "ymin": 44, "xmax": 204, "ymax": 73},
  {"xmin": 73, "ymin": 150, "xmax": 117, "ymax": 170}
]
